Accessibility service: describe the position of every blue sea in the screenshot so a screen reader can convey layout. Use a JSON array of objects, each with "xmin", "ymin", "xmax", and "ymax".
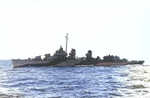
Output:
[{"xmin": 0, "ymin": 60, "xmax": 150, "ymax": 98}]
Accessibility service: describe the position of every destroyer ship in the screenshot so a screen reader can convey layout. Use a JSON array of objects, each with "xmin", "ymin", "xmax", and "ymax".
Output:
[{"xmin": 12, "ymin": 34, "xmax": 144, "ymax": 67}]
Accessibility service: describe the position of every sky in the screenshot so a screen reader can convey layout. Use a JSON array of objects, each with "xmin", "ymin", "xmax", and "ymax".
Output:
[{"xmin": 0, "ymin": 0, "xmax": 150, "ymax": 64}]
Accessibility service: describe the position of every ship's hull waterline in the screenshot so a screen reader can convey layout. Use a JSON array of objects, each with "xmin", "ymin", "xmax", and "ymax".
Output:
[
  {"xmin": 97, "ymin": 62, "xmax": 127, "ymax": 66},
  {"xmin": 11, "ymin": 59, "xmax": 50, "ymax": 67}
]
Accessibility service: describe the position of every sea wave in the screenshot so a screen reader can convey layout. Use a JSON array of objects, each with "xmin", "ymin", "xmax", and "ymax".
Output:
[{"xmin": 0, "ymin": 60, "xmax": 150, "ymax": 97}]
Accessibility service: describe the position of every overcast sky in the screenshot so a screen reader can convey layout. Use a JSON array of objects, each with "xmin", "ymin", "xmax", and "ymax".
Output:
[{"xmin": 0, "ymin": 0, "xmax": 150, "ymax": 64}]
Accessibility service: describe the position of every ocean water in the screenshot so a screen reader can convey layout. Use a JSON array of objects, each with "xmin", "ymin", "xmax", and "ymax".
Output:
[{"xmin": 0, "ymin": 60, "xmax": 150, "ymax": 98}]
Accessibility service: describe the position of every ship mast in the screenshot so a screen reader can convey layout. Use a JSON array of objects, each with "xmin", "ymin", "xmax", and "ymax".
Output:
[{"xmin": 65, "ymin": 33, "xmax": 68, "ymax": 53}]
